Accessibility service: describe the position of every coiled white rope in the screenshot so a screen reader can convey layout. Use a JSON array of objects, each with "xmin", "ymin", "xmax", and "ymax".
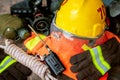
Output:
[{"xmin": 0, "ymin": 39, "xmax": 57, "ymax": 80}]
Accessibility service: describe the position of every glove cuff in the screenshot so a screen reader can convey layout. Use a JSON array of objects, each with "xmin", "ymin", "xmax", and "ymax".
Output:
[
  {"xmin": 89, "ymin": 46, "xmax": 111, "ymax": 75},
  {"xmin": 0, "ymin": 56, "xmax": 16, "ymax": 73}
]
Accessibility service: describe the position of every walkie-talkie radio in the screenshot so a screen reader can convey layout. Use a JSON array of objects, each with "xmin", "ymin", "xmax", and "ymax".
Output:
[{"xmin": 28, "ymin": 24, "xmax": 65, "ymax": 75}]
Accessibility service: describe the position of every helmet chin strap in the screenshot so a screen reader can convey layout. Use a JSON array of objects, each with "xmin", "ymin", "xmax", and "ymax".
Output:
[{"xmin": 88, "ymin": 39, "xmax": 96, "ymax": 47}]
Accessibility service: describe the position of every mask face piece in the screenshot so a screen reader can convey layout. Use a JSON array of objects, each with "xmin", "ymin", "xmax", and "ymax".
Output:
[
  {"xmin": 102, "ymin": 0, "xmax": 114, "ymax": 6},
  {"xmin": 109, "ymin": 0, "xmax": 120, "ymax": 17}
]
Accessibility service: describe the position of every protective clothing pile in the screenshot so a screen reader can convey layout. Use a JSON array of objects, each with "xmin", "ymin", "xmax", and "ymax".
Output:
[
  {"xmin": 0, "ymin": 0, "xmax": 120, "ymax": 80},
  {"xmin": 24, "ymin": 0, "xmax": 120, "ymax": 80}
]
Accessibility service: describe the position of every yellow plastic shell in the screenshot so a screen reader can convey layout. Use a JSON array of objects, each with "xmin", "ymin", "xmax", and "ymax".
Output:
[{"xmin": 56, "ymin": 0, "xmax": 106, "ymax": 38}]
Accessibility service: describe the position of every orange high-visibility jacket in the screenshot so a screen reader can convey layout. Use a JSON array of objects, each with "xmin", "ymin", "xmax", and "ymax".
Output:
[{"xmin": 24, "ymin": 31, "xmax": 120, "ymax": 80}]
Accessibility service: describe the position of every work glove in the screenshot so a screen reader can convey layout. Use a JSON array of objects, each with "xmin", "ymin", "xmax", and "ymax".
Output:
[
  {"xmin": 0, "ymin": 48, "xmax": 32, "ymax": 80},
  {"xmin": 70, "ymin": 37, "xmax": 120, "ymax": 80},
  {"xmin": 108, "ymin": 65, "xmax": 120, "ymax": 80}
]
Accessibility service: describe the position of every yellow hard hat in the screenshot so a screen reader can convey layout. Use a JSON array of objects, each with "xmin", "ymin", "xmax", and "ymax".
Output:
[{"xmin": 55, "ymin": 0, "xmax": 107, "ymax": 38}]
